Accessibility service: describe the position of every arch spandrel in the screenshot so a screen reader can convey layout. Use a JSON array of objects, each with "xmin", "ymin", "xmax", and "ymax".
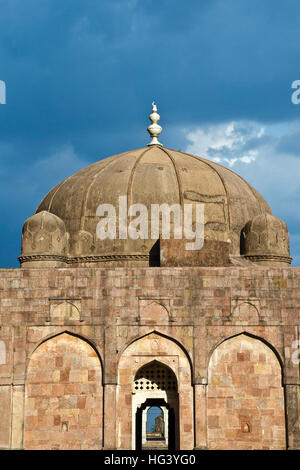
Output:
[
  {"xmin": 208, "ymin": 331, "xmax": 284, "ymax": 377},
  {"xmin": 118, "ymin": 332, "xmax": 192, "ymax": 386}
]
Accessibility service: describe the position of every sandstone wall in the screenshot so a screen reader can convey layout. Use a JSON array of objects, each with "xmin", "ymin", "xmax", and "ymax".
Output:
[{"xmin": 0, "ymin": 266, "xmax": 299, "ymax": 449}]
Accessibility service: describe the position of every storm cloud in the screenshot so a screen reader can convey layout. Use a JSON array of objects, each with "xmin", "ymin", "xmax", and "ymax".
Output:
[{"xmin": 1, "ymin": 0, "xmax": 300, "ymax": 266}]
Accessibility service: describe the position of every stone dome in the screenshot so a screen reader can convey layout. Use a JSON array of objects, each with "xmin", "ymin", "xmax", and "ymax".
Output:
[
  {"xmin": 241, "ymin": 213, "xmax": 292, "ymax": 267},
  {"xmin": 20, "ymin": 210, "xmax": 69, "ymax": 267},
  {"xmin": 21, "ymin": 145, "xmax": 275, "ymax": 267}
]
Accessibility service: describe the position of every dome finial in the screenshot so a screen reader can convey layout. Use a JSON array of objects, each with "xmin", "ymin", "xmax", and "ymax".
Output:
[{"xmin": 147, "ymin": 101, "xmax": 163, "ymax": 146}]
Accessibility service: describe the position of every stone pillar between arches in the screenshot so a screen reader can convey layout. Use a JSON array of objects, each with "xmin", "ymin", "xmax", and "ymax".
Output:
[
  {"xmin": 194, "ymin": 383, "xmax": 207, "ymax": 449},
  {"xmin": 103, "ymin": 383, "xmax": 117, "ymax": 449},
  {"xmin": 11, "ymin": 384, "xmax": 25, "ymax": 449},
  {"xmin": 285, "ymin": 384, "xmax": 300, "ymax": 449}
]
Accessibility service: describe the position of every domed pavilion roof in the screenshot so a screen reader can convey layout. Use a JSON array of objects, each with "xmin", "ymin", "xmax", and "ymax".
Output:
[
  {"xmin": 34, "ymin": 144, "xmax": 271, "ymax": 262},
  {"xmin": 20, "ymin": 103, "xmax": 288, "ymax": 268}
]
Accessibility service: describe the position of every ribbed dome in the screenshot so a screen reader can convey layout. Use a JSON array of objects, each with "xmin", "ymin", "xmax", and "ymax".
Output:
[
  {"xmin": 33, "ymin": 146, "xmax": 272, "ymax": 266},
  {"xmin": 20, "ymin": 210, "xmax": 69, "ymax": 267},
  {"xmin": 241, "ymin": 213, "xmax": 292, "ymax": 266}
]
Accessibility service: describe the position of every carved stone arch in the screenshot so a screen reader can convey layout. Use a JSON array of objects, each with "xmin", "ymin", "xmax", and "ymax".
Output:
[
  {"xmin": 26, "ymin": 330, "xmax": 104, "ymax": 376},
  {"xmin": 118, "ymin": 329, "xmax": 193, "ymax": 379},
  {"xmin": 137, "ymin": 298, "xmax": 173, "ymax": 324},
  {"xmin": 230, "ymin": 298, "xmax": 261, "ymax": 324},
  {"xmin": 24, "ymin": 331, "xmax": 103, "ymax": 450},
  {"xmin": 50, "ymin": 300, "xmax": 81, "ymax": 322},
  {"xmin": 117, "ymin": 331, "xmax": 193, "ymax": 450},
  {"xmin": 207, "ymin": 332, "xmax": 286, "ymax": 450},
  {"xmin": 133, "ymin": 360, "xmax": 179, "ymax": 450},
  {"xmin": 208, "ymin": 331, "xmax": 284, "ymax": 381},
  {"xmin": 232, "ymin": 301, "xmax": 260, "ymax": 322}
]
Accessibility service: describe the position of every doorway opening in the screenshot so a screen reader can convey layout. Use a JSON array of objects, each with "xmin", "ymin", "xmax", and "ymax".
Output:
[
  {"xmin": 147, "ymin": 406, "xmax": 164, "ymax": 439},
  {"xmin": 132, "ymin": 361, "xmax": 179, "ymax": 450},
  {"xmin": 135, "ymin": 398, "xmax": 176, "ymax": 450}
]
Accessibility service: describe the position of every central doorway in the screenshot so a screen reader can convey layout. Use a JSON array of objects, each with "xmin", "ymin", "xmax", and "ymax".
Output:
[
  {"xmin": 135, "ymin": 399, "xmax": 176, "ymax": 450},
  {"xmin": 132, "ymin": 361, "xmax": 179, "ymax": 450}
]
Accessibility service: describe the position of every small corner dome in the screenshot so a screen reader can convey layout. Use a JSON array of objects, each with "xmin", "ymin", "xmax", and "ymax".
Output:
[
  {"xmin": 20, "ymin": 211, "xmax": 69, "ymax": 267},
  {"xmin": 241, "ymin": 213, "xmax": 292, "ymax": 267},
  {"xmin": 22, "ymin": 210, "xmax": 66, "ymax": 234}
]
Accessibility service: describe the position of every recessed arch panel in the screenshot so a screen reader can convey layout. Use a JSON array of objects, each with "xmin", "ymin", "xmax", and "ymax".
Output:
[
  {"xmin": 24, "ymin": 332, "xmax": 103, "ymax": 450},
  {"xmin": 117, "ymin": 332, "xmax": 193, "ymax": 450},
  {"xmin": 207, "ymin": 333, "xmax": 286, "ymax": 450}
]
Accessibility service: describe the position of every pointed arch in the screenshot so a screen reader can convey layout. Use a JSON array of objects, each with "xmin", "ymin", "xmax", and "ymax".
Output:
[
  {"xmin": 118, "ymin": 329, "xmax": 193, "ymax": 380},
  {"xmin": 24, "ymin": 332, "xmax": 103, "ymax": 450},
  {"xmin": 27, "ymin": 330, "xmax": 103, "ymax": 378},
  {"xmin": 117, "ymin": 330, "xmax": 194, "ymax": 450},
  {"xmin": 134, "ymin": 360, "xmax": 178, "ymax": 393},
  {"xmin": 208, "ymin": 331, "xmax": 284, "ymax": 382},
  {"xmin": 207, "ymin": 332, "xmax": 286, "ymax": 450},
  {"xmin": 135, "ymin": 358, "xmax": 177, "ymax": 377}
]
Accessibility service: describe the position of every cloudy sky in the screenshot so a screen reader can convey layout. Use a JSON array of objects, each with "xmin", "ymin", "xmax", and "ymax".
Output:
[{"xmin": 1, "ymin": 0, "xmax": 300, "ymax": 267}]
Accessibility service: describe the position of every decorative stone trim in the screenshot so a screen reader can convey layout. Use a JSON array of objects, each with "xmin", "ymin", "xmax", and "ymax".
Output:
[
  {"xmin": 71, "ymin": 254, "xmax": 149, "ymax": 263},
  {"xmin": 19, "ymin": 253, "xmax": 149, "ymax": 264},
  {"xmin": 244, "ymin": 254, "xmax": 293, "ymax": 264},
  {"xmin": 18, "ymin": 254, "xmax": 69, "ymax": 263}
]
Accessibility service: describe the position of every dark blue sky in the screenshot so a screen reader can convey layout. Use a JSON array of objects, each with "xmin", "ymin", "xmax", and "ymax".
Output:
[{"xmin": 1, "ymin": 0, "xmax": 300, "ymax": 267}]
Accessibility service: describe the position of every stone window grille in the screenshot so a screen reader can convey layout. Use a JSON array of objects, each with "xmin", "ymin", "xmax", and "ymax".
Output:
[{"xmin": 133, "ymin": 362, "xmax": 177, "ymax": 392}]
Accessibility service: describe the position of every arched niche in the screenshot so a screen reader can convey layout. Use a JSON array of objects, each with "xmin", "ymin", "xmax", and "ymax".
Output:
[
  {"xmin": 24, "ymin": 332, "xmax": 103, "ymax": 450},
  {"xmin": 134, "ymin": 361, "xmax": 178, "ymax": 450},
  {"xmin": 207, "ymin": 333, "xmax": 286, "ymax": 450},
  {"xmin": 117, "ymin": 332, "xmax": 193, "ymax": 450}
]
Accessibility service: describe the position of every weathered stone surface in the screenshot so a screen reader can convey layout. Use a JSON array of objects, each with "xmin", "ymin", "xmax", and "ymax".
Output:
[
  {"xmin": 33, "ymin": 146, "xmax": 272, "ymax": 265},
  {"xmin": 160, "ymin": 239, "xmax": 230, "ymax": 267},
  {"xmin": 24, "ymin": 333, "xmax": 102, "ymax": 450},
  {"xmin": 207, "ymin": 334, "xmax": 285, "ymax": 450},
  {"xmin": 0, "ymin": 386, "xmax": 11, "ymax": 448},
  {"xmin": 0, "ymin": 265, "xmax": 299, "ymax": 449},
  {"xmin": 242, "ymin": 213, "xmax": 292, "ymax": 267},
  {"xmin": 20, "ymin": 211, "xmax": 69, "ymax": 268}
]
